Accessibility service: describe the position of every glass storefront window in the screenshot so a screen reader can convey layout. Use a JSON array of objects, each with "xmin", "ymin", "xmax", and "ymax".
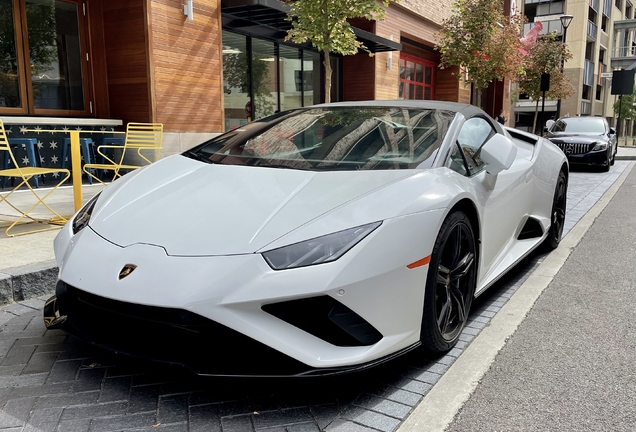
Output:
[
  {"xmin": 27, "ymin": 0, "xmax": 85, "ymax": 110},
  {"xmin": 222, "ymin": 31, "xmax": 250, "ymax": 130},
  {"xmin": 303, "ymin": 51, "xmax": 320, "ymax": 106},
  {"xmin": 251, "ymin": 39, "xmax": 277, "ymax": 120},
  {"xmin": 0, "ymin": 0, "xmax": 89, "ymax": 115},
  {"xmin": 279, "ymin": 44, "xmax": 302, "ymax": 112},
  {"xmin": 0, "ymin": 0, "xmax": 22, "ymax": 108},
  {"xmin": 222, "ymin": 31, "xmax": 339, "ymax": 131}
]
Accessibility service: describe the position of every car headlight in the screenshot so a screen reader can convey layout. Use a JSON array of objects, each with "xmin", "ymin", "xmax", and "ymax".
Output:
[
  {"xmin": 262, "ymin": 222, "xmax": 382, "ymax": 270},
  {"xmin": 72, "ymin": 192, "xmax": 101, "ymax": 234},
  {"xmin": 591, "ymin": 141, "xmax": 608, "ymax": 151}
]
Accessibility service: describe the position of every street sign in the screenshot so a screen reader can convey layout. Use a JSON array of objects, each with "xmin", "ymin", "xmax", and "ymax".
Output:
[{"xmin": 601, "ymin": 72, "xmax": 613, "ymax": 78}]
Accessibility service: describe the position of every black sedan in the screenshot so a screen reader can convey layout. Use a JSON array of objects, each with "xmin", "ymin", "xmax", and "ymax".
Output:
[{"xmin": 546, "ymin": 116, "xmax": 617, "ymax": 171}]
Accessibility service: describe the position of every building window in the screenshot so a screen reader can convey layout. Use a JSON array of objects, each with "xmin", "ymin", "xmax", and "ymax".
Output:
[
  {"xmin": 0, "ymin": 0, "xmax": 90, "ymax": 115},
  {"xmin": 616, "ymin": 0, "xmax": 623, "ymax": 10},
  {"xmin": 222, "ymin": 30, "xmax": 329, "ymax": 131},
  {"xmin": 399, "ymin": 54, "xmax": 435, "ymax": 100}
]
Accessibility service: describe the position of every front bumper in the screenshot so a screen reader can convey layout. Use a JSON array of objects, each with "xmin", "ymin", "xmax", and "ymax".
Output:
[
  {"xmin": 564, "ymin": 150, "xmax": 609, "ymax": 167},
  {"xmin": 44, "ymin": 283, "xmax": 418, "ymax": 377},
  {"xmin": 49, "ymin": 210, "xmax": 443, "ymax": 375}
]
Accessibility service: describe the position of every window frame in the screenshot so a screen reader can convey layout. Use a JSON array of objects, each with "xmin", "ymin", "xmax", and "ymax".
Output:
[
  {"xmin": 399, "ymin": 53, "xmax": 435, "ymax": 101},
  {"xmin": 0, "ymin": 0, "xmax": 92, "ymax": 116},
  {"xmin": 446, "ymin": 115, "xmax": 497, "ymax": 177}
]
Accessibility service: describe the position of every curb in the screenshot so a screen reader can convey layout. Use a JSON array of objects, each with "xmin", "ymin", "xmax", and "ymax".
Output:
[{"xmin": 0, "ymin": 260, "xmax": 57, "ymax": 306}]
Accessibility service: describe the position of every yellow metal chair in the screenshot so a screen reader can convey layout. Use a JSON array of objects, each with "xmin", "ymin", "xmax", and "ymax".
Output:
[
  {"xmin": 83, "ymin": 123, "xmax": 163, "ymax": 184},
  {"xmin": 0, "ymin": 120, "xmax": 71, "ymax": 237}
]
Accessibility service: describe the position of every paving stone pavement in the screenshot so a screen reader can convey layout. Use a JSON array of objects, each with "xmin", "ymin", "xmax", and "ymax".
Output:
[{"xmin": 0, "ymin": 162, "xmax": 629, "ymax": 432}]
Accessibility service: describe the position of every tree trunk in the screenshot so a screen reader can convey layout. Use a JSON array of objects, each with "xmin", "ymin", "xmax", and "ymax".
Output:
[
  {"xmin": 323, "ymin": 48, "xmax": 332, "ymax": 104},
  {"xmin": 532, "ymin": 99, "xmax": 539, "ymax": 134}
]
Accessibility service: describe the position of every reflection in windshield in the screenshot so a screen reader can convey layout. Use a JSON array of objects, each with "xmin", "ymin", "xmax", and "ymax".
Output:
[
  {"xmin": 551, "ymin": 118, "xmax": 606, "ymax": 134},
  {"xmin": 189, "ymin": 107, "xmax": 456, "ymax": 171}
]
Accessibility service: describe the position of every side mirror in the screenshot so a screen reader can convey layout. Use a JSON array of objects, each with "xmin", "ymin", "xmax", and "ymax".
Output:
[
  {"xmin": 610, "ymin": 127, "xmax": 617, "ymax": 135},
  {"xmin": 480, "ymin": 133, "xmax": 517, "ymax": 176}
]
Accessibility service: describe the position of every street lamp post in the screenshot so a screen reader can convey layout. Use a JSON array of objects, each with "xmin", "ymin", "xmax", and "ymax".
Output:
[{"xmin": 555, "ymin": 14, "xmax": 574, "ymax": 120}]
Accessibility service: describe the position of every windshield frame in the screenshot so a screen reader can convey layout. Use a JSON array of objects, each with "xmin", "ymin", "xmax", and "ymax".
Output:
[
  {"xmin": 550, "ymin": 117, "xmax": 607, "ymax": 134},
  {"xmin": 185, "ymin": 106, "xmax": 457, "ymax": 172}
]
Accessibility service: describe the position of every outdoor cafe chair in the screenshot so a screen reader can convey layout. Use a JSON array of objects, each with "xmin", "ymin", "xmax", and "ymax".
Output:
[
  {"xmin": 1, "ymin": 138, "xmax": 43, "ymax": 188},
  {"xmin": 83, "ymin": 123, "xmax": 163, "ymax": 184},
  {"xmin": 0, "ymin": 120, "xmax": 71, "ymax": 237}
]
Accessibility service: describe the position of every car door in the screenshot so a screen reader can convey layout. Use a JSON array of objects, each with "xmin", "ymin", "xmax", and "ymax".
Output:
[{"xmin": 447, "ymin": 117, "xmax": 534, "ymax": 291}]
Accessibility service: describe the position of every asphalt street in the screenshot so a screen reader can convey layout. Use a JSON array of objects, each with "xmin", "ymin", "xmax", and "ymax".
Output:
[
  {"xmin": 446, "ymin": 165, "xmax": 636, "ymax": 431},
  {"xmin": 0, "ymin": 162, "xmax": 631, "ymax": 432}
]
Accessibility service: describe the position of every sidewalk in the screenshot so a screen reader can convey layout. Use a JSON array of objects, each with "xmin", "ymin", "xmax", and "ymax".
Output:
[
  {"xmin": 616, "ymin": 145, "xmax": 636, "ymax": 160},
  {"xmin": 1, "ymin": 185, "xmax": 103, "ymax": 304}
]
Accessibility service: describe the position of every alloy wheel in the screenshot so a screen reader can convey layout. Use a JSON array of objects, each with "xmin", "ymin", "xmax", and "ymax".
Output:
[{"xmin": 434, "ymin": 223, "xmax": 476, "ymax": 341}]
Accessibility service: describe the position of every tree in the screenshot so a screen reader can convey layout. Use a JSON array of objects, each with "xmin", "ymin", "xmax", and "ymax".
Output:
[
  {"xmin": 614, "ymin": 87, "xmax": 636, "ymax": 137},
  {"xmin": 436, "ymin": 0, "xmax": 525, "ymax": 92},
  {"xmin": 613, "ymin": 89, "xmax": 636, "ymax": 121},
  {"xmin": 517, "ymin": 32, "xmax": 574, "ymax": 132},
  {"xmin": 285, "ymin": 0, "xmax": 391, "ymax": 103}
]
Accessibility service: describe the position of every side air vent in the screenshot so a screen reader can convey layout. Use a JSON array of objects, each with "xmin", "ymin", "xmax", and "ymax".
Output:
[
  {"xmin": 506, "ymin": 128, "xmax": 539, "ymax": 145},
  {"xmin": 262, "ymin": 296, "xmax": 383, "ymax": 347},
  {"xmin": 518, "ymin": 217, "xmax": 544, "ymax": 240}
]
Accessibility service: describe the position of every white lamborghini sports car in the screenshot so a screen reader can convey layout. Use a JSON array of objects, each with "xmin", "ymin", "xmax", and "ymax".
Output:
[{"xmin": 44, "ymin": 101, "xmax": 568, "ymax": 376}]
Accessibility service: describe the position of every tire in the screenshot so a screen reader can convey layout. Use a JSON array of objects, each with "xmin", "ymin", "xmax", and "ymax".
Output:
[
  {"xmin": 420, "ymin": 211, "xmax": 477, "ymax": 353},
  {"xmin": 610, "ymin": 146, "xmax": 616, "ymax": 166},
  {"xmin": 601, "ymin": 159, "xmax": 610, "ymax": 172},
  {"xmin": 543, "ymin": 171, "xmax": 567, "ymax": 251}
]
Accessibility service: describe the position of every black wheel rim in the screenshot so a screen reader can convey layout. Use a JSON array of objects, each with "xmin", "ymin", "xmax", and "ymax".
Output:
[
  {"xmin": 552, "ymin": 178, "xmax": 566, "ymax": 242},
  {"xmin": 435, "ymin": 223, "xmax": 476, "ymax": 342}
]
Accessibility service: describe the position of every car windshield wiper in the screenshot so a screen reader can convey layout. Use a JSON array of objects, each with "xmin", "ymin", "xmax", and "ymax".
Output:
[{"xmin": 184, "ymin": 150, "xmax": 214, "ymax": 164}]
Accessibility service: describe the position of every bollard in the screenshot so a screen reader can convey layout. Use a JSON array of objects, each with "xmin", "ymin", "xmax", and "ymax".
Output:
[{"xmin": 70, "ymin": 131, "xmax": 83, "ymax": 212}]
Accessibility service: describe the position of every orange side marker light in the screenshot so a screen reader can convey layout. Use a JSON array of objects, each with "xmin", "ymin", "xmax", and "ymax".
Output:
[{"xmin": 407, "ymin": 255, "xmax": 431, "ymax": 269}]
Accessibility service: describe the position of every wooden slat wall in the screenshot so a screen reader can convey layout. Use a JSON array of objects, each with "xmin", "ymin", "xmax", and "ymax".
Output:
[
  {"xmin": 149, "ymin": 0, "xmax": 223, "ymax": 132},
  {"xmin": 343, "ymin": 55, "xmax": 375, "ymax": 101},
  {"xmin": 103, "ymin": 0, "xmax": 152, "ymax": 125}
]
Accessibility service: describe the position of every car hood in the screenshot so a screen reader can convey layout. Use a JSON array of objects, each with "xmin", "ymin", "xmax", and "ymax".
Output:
[
  {"xmin": 547, "ymin": 133, "xmax": 607, "ymax": 144},
  {"xmin": 89, "ymin": 155, "xmax": 416, "ymax": 256}
]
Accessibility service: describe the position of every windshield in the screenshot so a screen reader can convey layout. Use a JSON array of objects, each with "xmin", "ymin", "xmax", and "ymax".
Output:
[
  {"xmin": 550, "ymin": 117, "xmax": 606, "ymax": 134},
  {"xmin": 186, "ymin": 107, "xmax": 456, "ymax": 171}
]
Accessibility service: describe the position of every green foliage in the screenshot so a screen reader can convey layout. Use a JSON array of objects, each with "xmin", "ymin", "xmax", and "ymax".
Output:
[
  {"xmin": 517, "ymin": 32, "xmax": 574, "ymax": 130},
  {"xmin": 285, "ymin": 0, "xmax": 389, "ymax": 56},
  {"xmin": 285, "ymin": 0, "xmax": 391, "ymax": 102},
  {"xmin": 614, "ymin": 90, "xmax": 636, "ymax": 120},
  {"xmin": 518, "ymin": 32, "xmax": 574, "ymax": 101},
  {"xmin": 436, "ymin": 0, "xmax": 525, "ymax": 89}
]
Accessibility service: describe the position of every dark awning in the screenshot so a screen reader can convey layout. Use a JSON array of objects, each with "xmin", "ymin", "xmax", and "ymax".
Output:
[{"xmin": 221, "ymin": 0, "xmax": 402, "ymax": 52}]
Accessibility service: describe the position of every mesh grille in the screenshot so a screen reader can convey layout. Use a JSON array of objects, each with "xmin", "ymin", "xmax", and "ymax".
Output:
[{"xmin": 553, "ymin": 142, "xmax": 594, "ymax": 155}]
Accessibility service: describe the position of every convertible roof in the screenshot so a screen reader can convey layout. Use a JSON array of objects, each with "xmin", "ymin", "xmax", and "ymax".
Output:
[{"xmin": 312, "ymin": 100, "xmax": 485, "ymax": 117}]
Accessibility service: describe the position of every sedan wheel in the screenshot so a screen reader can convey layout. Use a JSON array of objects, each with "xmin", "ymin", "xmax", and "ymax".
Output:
[{"xmin": 420, "ymin": 211, "xmax": 476, "ymax": 353}]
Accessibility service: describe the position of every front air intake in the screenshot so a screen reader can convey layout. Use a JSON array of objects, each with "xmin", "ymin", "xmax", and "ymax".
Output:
[{"xmin": 262, "ymin": 296, "xmax": 383, "ymax": 347}]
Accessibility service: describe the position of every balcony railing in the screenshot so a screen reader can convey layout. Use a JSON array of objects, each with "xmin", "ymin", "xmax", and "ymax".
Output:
[
  {"xmin": 613, "ymin": 45, "xmax": 636, "ymax": 57},
  {"xmin": 581, "ymin": 101, "xmax": 592, "ymax": 115},
  {"xmin": 590, "ymin": 0, "xmax": 600, "ymax": 12},
  {"xmin": 523, "ymin": 20, "xmax": 563, "ymax": 36},
  {"xmin": 587, "ymin": 20, "xmax": 598, "ymax": 40},
  {"xmin": 604, "ymin": 0, "xmax": 612, "ymax": 16},
  {"xmin": 584, "ymin": 60, "xmax": 595, "ymax": 86}
]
